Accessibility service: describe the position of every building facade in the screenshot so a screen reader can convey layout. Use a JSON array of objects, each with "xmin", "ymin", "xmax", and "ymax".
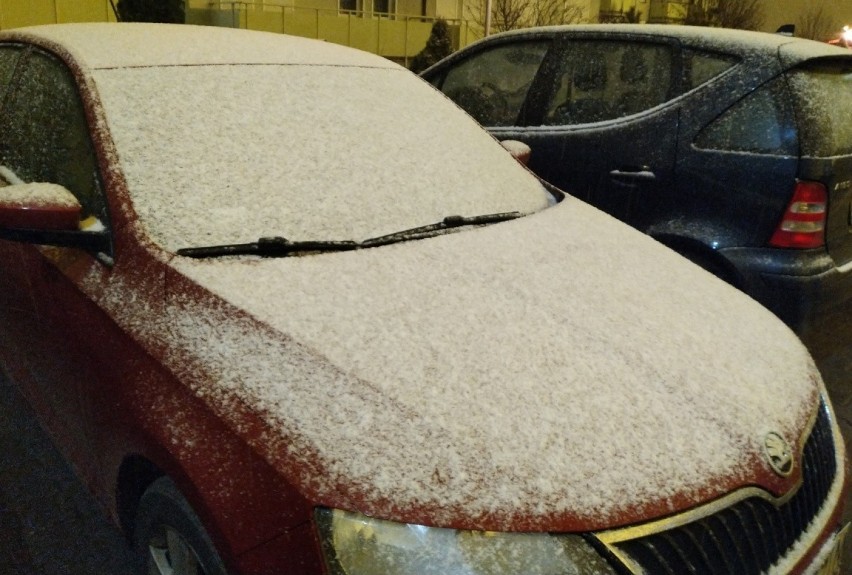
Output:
[{"xmin": 0, "ymin": 0, "xmax": 848, "ymax": 65}]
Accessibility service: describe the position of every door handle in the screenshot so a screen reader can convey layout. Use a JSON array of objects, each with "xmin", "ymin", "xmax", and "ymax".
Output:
[{"xmin": 609, "ymin": 167, "xmax": 657, "ymax": 182}]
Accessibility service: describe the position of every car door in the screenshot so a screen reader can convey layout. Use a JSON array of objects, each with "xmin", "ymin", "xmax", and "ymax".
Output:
[
  {"xmin": 506, "ymin": 36, "xmax": 682, "ymax": 226},
  {"xmin": 0, "ymin": 46, "xmax": 114, "ymax": 491},
  {"xmin": 429, "ymin": 33, "xmax": 681, "ymax": 226},
  {"xmin": 675, "ymin": 74, "xmax": 799, "ymax": 251}
]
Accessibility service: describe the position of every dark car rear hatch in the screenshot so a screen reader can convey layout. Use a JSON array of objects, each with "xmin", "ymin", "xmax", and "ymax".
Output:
[{"xmin": 787, "ymin": 57, "xmax": 852, "ymax": 269}]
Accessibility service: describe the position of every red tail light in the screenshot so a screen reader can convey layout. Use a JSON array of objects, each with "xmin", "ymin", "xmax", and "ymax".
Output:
[{"xmin": 769, "ymin": 181, "xmax": 827, "ymax": 249}]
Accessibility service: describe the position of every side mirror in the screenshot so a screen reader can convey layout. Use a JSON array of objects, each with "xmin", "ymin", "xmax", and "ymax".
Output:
[
  {"xmin": 500, "ymin": 140, "xmax": 532, "ymax": 166},
  {"xmin": 0, "ymin": 182, "xmax": 82, "ymax": 230},
  {"xmin": 0, "ymin": 182, "xmax": 110, "ymax": 254}
]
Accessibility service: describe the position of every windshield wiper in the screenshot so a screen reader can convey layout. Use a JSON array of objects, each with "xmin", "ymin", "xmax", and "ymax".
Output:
[
  {"xmin": 361, "ymin": 212, "xmax": 523, "ymax": 248},
  {"xmin": 177, "ymin": 237, "xmax": 358, "ymax": 259},
  {"xmin": 176, "ymin": 212, "xmax": 524, "ymax": 259}
]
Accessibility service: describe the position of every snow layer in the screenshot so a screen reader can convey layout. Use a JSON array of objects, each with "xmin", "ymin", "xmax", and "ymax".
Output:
[
  {"xmin": 0, "ymin": 182, "xmax": 80, "ymax": 208},
  {"xmin": 13, "ymin": 23, "xmax": 822, "ymax": 530},
  {"xmin": 89, "ymin": 63, "xmax": 550, "ymax": 250},
  {"xmin": 168, "ymin": 199, "xmax": 818, "ymax": 527},
  {"xmin": 488, "ymin": 23, "xmax": 847, "ymax": 61},
  {"xmin": 7, "ymin": 23, "xmax": 392, "ymax": 70}
]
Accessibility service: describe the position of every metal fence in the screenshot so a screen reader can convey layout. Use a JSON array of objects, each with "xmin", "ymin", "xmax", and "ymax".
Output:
[{"xmin": 0, "ymin": 0, "xmax": 480, "ymax": 65}]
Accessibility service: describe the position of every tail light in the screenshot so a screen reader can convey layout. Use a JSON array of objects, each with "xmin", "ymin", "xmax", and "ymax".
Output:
[{"xmin": 769, "ymin": 181, "xmax": 827, "ymax": 249}]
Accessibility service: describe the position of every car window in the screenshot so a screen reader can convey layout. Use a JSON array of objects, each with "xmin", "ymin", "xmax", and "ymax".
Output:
[
  {"xmin": 682, "ymin": 49, "xmax": 738, "ymax": 92},
  {"xmin": 0, "ymin": 49, "xmax": 106, "ymax": 221},
  {"xmin": 786, "ymin": 61, "xmax": 852, "ymax": 157},
  {"xmin": 693, "ymin": 76, "xmax": 797, "ymax": 156},
  {"xmin": 541, "ymin": 40, "xmax": 673, "ymax": 125},
  {"xmin": 439, "ymin": 41, "xmax": 549, "ymax": 126},
  {"xmin": 0, "ymin": 46, "xmax": 22, "ymax": 103}
]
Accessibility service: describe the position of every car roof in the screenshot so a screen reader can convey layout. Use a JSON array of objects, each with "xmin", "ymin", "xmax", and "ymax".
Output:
[
  {"xmin": 0, "ymin": 22, "xmax": 398, "ymax": 70},
  {"xmin": 466, "ymin": 24, "xmax": 851, "ymax": 66}
]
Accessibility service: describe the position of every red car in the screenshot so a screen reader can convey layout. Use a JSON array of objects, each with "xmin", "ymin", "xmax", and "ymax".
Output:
[{"xmin": 0, "ymin": 23, "xmax": 847, "ymax": 575}]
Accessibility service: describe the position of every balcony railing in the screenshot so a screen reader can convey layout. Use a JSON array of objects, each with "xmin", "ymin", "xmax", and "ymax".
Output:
[{"xmin": 194, "ymin": 1, "xmax": 480, "ymax": 64}]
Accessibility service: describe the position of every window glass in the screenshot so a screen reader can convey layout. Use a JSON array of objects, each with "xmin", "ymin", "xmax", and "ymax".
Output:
[
  {"xmin": 440, "ymin": 41, "xmax": 549, "ymax": 126},
  {"xmin": 0, "ymin": 50, "xmax": 105, "ymax": 220},
  {"xmin": 0, "ymin": 46, "xmax": 22, "ymax": 104},
  {"xmin": 542, "ymin": 40, "xmax": 672, "ymax": 125},
  {"xmin": 94, "ymin": 65, "xmax": 551, "ymax": 251},
  {"xmin": 694, "ymin": 76, "xmax": 796, "ymax": 155},
  {"xmin": 787, "ymin": 62, "xmax": 852, "ymax": 157},
  {"xmin": 682, "ymin": 49, "xmax": 738, "ymax": 91}
]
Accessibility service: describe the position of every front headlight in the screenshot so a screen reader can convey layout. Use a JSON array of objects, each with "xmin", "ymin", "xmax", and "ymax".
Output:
[{"xmin": 315, "ymin": 508, "xmax": 618, "ymax": 575}]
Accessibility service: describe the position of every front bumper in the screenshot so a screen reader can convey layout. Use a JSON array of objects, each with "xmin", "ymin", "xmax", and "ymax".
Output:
[{"xmin": 719, "ymin": 246, "xmax": 852, "ymax": 358}]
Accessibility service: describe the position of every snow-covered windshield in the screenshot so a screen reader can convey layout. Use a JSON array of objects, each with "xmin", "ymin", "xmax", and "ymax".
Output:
[{"xmin": 93, "ymin": 64, "xmax": 552, "ymax": 252}]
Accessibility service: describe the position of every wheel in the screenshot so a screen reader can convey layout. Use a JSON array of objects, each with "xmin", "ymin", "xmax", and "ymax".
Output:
[{"xmin": 134, "ymin": 477, "xmax": 229, "ymax": 575}]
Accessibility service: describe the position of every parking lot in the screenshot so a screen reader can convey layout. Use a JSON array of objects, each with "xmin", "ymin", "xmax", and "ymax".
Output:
[{"xmin": 0, "ymin": 339, "xmax": 850, "ymax": 573}]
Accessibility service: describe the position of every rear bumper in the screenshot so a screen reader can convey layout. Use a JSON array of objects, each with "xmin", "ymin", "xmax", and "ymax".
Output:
[{"xmin": 719, "ymin": 247, "xmax": 852, "ymax": 358}]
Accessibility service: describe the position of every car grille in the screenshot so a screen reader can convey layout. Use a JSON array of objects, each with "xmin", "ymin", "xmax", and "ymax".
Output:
[{"xmin": 603, "ymin": 401, "xmax": 838, "ymax": 574}]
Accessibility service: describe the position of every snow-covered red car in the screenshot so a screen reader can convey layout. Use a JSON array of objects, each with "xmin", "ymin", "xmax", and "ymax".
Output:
[{"xmin": 0, "ymin": 23, "xmax": 847, "ymax": 575}]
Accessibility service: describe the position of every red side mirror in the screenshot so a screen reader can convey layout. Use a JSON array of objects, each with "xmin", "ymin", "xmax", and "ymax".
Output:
[
  {"xmin": 0, "ymin": 183, "xmax": 82, "ymax": 231},
  {"xmin": 500, "ymin": 140, "xmax": 532, "ymax": 166}
]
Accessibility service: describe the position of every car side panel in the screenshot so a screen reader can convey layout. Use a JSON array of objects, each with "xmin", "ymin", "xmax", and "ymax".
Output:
[
  {"xmin": 492, "ymin": 105, "xmax": 679, "ymax": 226},
  {"xmin": 0, "ymin": 241, "xmax": 105, "ymax": 489},
  {"xmin": 0, "ymin": 231, "xmax": 319, "ymax": 572}
]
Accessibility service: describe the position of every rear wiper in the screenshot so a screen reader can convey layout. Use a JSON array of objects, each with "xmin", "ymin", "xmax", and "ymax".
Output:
[
  {"xmin": 362, "ymin": 212, "xmax": 523, "ymax": 248},
  {"xmin": 177, "ymin": 237, "xmax": 358, "ymax": 259},
  {"xmin": 176, "ymin": 212, "xmax": 524, "ymax": 259}
]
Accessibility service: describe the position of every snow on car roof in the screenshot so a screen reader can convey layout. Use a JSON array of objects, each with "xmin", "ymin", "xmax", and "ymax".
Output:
[
  {"xmin": 1, "ymin": 22, "xmax": 395, "ymax": 70},
  {"xmin": 478, "ymin": 23, "xmax": 849, "ymax": 63}
]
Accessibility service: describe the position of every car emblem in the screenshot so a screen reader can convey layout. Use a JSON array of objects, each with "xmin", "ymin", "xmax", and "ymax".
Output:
[{"xmin": 763, "ymin": 432, "xmax": 794, "ymax": 477}]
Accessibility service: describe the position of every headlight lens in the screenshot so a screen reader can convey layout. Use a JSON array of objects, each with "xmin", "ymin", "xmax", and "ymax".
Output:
[{"xmin": 315, "ymin": 508, "xmax": 618, "ymax": 575}]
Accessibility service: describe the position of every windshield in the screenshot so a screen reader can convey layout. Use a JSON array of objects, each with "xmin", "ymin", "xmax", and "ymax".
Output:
[{"xmin": 92, "ymin": 64, "xmax": 552, "ymax": 252}]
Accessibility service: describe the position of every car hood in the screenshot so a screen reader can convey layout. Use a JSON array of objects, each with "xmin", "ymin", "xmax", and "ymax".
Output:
[{"xmin": 160, "ymin": 199, "xmax": 819, "ymax": 532}]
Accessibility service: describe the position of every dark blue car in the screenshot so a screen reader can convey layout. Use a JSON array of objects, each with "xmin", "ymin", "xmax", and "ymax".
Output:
[{"xmin": 422, "ymin": 25, "xmax": 852, "ymax": 356}]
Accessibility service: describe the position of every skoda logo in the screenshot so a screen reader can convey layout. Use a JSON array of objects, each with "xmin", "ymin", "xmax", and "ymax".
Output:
[{"xmin": 764, "ymin": 432, "xmax": 794, "ymax": 477}]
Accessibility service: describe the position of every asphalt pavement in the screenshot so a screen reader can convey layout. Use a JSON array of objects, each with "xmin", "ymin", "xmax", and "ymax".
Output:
[
  {"xmin": 0, "ymin": 344, "xmax": 850, "ymax": 573},
  {"xmin": 0, "ymin": 378, "xmax": 136, "ymax": 575}
]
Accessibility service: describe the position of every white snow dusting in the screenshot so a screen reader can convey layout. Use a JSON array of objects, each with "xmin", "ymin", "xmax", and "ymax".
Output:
[
  {"xmin": 163, "ymin": 200, "xmax": 818, "ymax": 528},
  {"xmin": 0, "ymin": 181, "xmax": 80, "ymax": 208},
  {"xmin": 10, "ymin": 23, "xmax": 827, "ymax": 533}
]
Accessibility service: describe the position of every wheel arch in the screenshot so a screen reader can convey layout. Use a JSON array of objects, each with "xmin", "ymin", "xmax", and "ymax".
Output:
[
  {"xmin": 652, "ymin": 233, "xmax": 743, "ymax": 289},
  {"xmin": 116, "ymin": 453, "xmax": 165, "ymax": 540}
]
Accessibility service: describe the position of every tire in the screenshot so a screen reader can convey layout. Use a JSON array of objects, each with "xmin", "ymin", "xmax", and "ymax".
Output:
[{"xmin": 134, "ymin": 477, "xmax": 229, "ymax": 575}]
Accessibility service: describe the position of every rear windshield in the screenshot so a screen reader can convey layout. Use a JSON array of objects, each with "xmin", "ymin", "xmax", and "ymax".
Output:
[{"xmin": 787, "ymin": 60, "xmax": 852, "ymax": 157}]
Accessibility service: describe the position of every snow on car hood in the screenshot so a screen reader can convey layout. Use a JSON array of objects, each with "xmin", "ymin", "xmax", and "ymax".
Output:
[{"xmin": 165, "ymin": 198, "xmax": 819, "ymax": 531}]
